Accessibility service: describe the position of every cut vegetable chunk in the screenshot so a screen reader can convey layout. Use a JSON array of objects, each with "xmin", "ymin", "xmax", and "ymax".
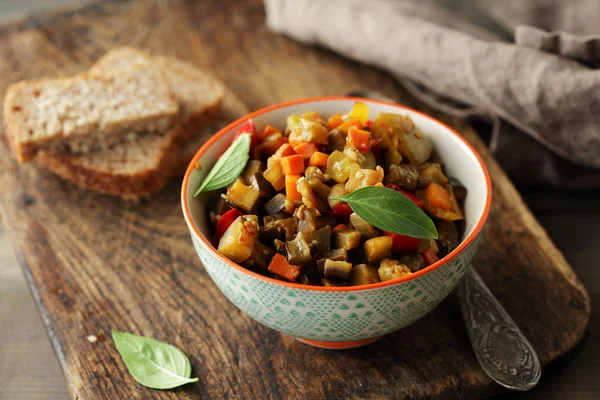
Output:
[
  {"xmin": 364, "ymin": 236, "xmax": 393, "ymax": 264},
  {"xmin": 268, "ymin": 253, "xmax": 302, "ymax": 281},
  {"xmin": 280, "ymin": 154, "xmax": 305, "ymax": 175},
  {"xmin": 225, "ymin": 181, "xmax": 259, "ymax": 213},
  {"xmin": 324, "ymin": 260, "xmax": 353, "ymax": 281},
  {"xmin": 218, "ymin": 215, "xmax": 258, "ymax": 264},
  {"xmin": 285, "ymin": 174, "xmax": 302, "ymax": 202},
  {"xmin": 349, "ymin": 264, "xmax": 381, "ymax": 286}
]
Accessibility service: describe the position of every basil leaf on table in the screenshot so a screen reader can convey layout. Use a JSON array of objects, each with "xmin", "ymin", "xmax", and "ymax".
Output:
[
  {"xmin": 194, "ymin": 133, "xmax": 251, "ymax": 196},
  {"xmin": 332, "ymin": 186, "xmax": 438, "ymax": 239},
  {"xmin": 111, "ymin": 330, "xmax": 199, "ymax": 390}
]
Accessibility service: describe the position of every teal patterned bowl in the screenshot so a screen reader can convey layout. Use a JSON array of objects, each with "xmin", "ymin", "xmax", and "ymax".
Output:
[{"xmin": 182, "ymin": 97, "xmax": 491, "ymax": 349}]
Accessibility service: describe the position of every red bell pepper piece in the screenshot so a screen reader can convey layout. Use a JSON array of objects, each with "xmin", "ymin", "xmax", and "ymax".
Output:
[
  {"xmin": 233, "ymin": 119, "xmax": 257, "ymax": 153},
  {"xmin": 366, "ymin": 120, "xmax": 373, "ymax": 129},
  {"xmin": 330, "ymin": 203, "xmax": 353, "ymax": 219},
  {"xmin": 214, "ymin": 209, "xmax": 243, "ymax": 244},
  {"xmin": 384, "ymin": 231, "xmax": 420, "ymax": 254},
  {"xmin": 385, "ymin": 184, "xmax": 424, "ymax": 210},
  {"xmin": 421, "ymin": 248, "xmax": 440, "ymax": 266}
]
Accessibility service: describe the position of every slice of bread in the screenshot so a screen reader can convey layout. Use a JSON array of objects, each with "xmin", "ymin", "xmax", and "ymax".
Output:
[
  {"xmin": 36, "ymin": 49, "xmax": 229, "ymax": 200},
  {"xmin": 4, "ymin": 65, "xmax": 179, "ymax": 162},
  {"xmin": 90, "ymin": 48, "xmax": 225, "ymax": 142},
  {"xmin": 36, "ymin": 89, "xmax": 241, "ymax": 201}
]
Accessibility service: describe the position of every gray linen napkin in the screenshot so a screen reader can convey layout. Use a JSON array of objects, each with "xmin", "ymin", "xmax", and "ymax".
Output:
[{"xmin": 265, "ymin": 0, "xmax": 600, "ymax": 190}]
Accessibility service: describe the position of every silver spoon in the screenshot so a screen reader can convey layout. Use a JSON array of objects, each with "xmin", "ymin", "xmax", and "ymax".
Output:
[{"xmin": 346, "ymin": 89, "xmax": 541, "ymax": 391}]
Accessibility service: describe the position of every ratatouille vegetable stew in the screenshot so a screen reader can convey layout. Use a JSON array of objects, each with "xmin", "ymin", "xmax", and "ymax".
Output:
[{"xmin": 197, "ymin": 102, "xmax": 467, "ymax": 287}]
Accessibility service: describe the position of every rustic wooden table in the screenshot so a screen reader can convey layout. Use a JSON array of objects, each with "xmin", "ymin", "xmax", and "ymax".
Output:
[{"xmin": 0, "ymin": 1, "xmax": 598, "ymax": 399}]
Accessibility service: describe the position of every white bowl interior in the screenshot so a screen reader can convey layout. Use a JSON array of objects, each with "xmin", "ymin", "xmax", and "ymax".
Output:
[{"xmin": 186, "ymin": 99, "xmax": 489, "ymax": 246}]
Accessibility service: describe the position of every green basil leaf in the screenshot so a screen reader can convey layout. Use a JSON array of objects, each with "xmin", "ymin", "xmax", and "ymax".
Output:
[
  {"xmin": 194, "ymin": 133, "xmax": 251, "ymax": 196},
  {"xmin": 332, "ymin": 186, "xmax": 438, "ymax": 239},
  {"xmin": 111, "ymin": 330, "xmax": 199, "ymax": 390}
]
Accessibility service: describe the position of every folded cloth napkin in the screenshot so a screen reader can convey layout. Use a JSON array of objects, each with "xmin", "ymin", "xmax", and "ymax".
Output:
[{"xmin": 265, "ymin": 0, "xmax": 600, "ymax": 190}]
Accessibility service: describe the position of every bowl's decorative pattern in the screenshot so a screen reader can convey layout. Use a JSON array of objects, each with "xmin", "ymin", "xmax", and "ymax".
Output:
[{"xmin": 192, "ymin": 234, "xmax": 481, "ymax": 342}]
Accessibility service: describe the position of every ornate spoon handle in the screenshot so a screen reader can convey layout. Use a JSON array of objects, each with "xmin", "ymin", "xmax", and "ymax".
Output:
[{"xmin": 457, "ymin": 267, "xmax": 541, "ymax": 391}]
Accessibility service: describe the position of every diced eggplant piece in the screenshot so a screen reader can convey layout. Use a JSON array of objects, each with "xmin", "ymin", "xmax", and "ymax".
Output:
[
  {"xmin": 274, "ymin": 239, "xmax": 287, "ymax": 254},
  {"xmin": 323, "ymin": 260, "xmax": 353, "ymax": 281},
  {"xmin": 324, "ymin": 248, "xmax": 348, "ymax": 261},
  {"xmin": 327, "ymin": 183, "xmax": 347, "ymax": 209},
  {"xmin": 349, "ymin": 264, "xmax": 381, "ymax": 286},
  {"xmin": 322, "ymin": 278, "xmax": 348, "ymax": 287},
  {"xmin": 345, "ymin": 165, "xmax": 384, "ymax": 193},
  {"xmin": 416, "ymin": 238, "xmax": 439, "ymax": 254},
  {"xmin": 263, "ymin": 161, "xmax": 285, "ymax": 191},
  {"xmin": 241, "ymin": 160, "xmax": 263, "ymax": 183},
  {"xmin": 285, "ymin": 115, "xmax": 329, "ymax": 144},
  {"xmin": 259, "ymin": 224, "xmax": 283, "ymax": 246},
  {"xmin": 327, "ymin": 129, "xmax": 346, "ymax": 153},
  {"xmin": 296, "ymin": 177, "xmax": 319, "ymax": 209},
  {"xmin": 316, "ymin": 248, "xmax": 348, "ymax": 275},
  {"xmin": 384, "ymin": 164, "xmax": 419, "ymax": 190},
  {"xmin": 311, "ymin": 182, "xmax": 332, "ymax": 200},
  {"xmin": 295, "ymin": 206, "xmax": 318, "ymax": 235},
  {"xmin": 399, "ymin": 253, "xmax": 425, "ymax": 272},
  {"xmin": 448, "ymin": 177, "xmax": 467, "ymax": 200},
  {"xmin": 364, "ymin": 236, "xmax": 393, "ymax": 264},
  {"xmin": 334, "ymin": 228, "xmax": 361, "ymax": 251},
  {"xmin": 278, "ymin": 218, "xmax": 298, "ymax": 241},
  {"xmin": 297, "ymin": 274, "xmax": 312, "ymax": 285},
  {"xmin": 307, "ymin": 226, "xmax": 331, "ymax": 253},
  {"xmin": 264, "ymin": 194, "xmax": 287, "ymax": 215},
  {"xmin": 417, "ymin": 163, "xmax": 447, "ymax": 185},
  {"xmin": 243, "ymin": 242, "xmax": 276, "ymax": 271},
  {"xmin": 316, "ymin": 214, "xmax": 336, "ymax": 229},
  {"xmin": 437, "ymin": 220, "xmax": 459, "ymax": 255},
  {"xmin": 217, "ymin": 198, "xmax": 232, "ymax": 216},
  {"xmin": 350, "ymin": 213, "xmax": 379, "ymax": 240},
  {"xmin": 217, "ymin": 215, "xmax": 259, "ymax": 263},
  {"xmin": 378, "ymin": 259, "xmax": 412, "ymax": 282},
  {"xmin": 286, "ymin": 232, "xmax": 312, "ymax": 265},
  {"xmin": 248, "ymin": 173, "xmax": 274, "ymax": 198},
  {"xmin": 225, "ymin": 181, "xmax": 260, "ymax": 213},
  {"xmin": 362, "ymin": 151, "xmax": 377, "ymax": 170}
]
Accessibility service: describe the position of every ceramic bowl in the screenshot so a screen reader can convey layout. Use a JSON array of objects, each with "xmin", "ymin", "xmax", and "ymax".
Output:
[{"xmin": 182, "ymin": 97, "xmax": 491, "ymax": 349}]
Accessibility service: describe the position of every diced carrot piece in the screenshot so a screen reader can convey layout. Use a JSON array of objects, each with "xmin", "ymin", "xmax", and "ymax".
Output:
[
  {"xmin": 285, "ymin": 174, "xmax": 302, "ymax": 202},
  {"xmin": 288, "ymin": 131, "xmax": 303, "ymax": 147},
  {"xmin": 260, "ymin": 124, "xmax": 282, "ymax": 139},
  {"xmin": 328, "ymin": 113, "xmax": 344, "ymax": 129},
  {"xmin": 268, "ymin": 253, "xmax": 302, "ymax": 281},
  {"xmin": 338, "ymin": 119, "xmax": 363, "ymax": 130},
  {"xmin": 333, "ymin": 224, "xmax": 348, "ymax": 233},
  {"xmin": 309, "ymin": 151, "xmax": 329, "ymax": 167},
  {"xmin": 293, "ymin": 142, "xmax": 318, "ymax": 159},
  {"xmin": 280, "ymin": 154, "xmax": 305, "ymax": 175},
  {"xmin": 347, "ymin": 126, "xmax": 372, "ymax": 153},
  {"xmin": 262, "ymin": 133, "xmax": 288, "ymax": 156},
  {"xmin": 273, "ymin": 143, "xmax": 296, "ymax": 160},
  {"xmin": 424, "ymin": 182, "xmax": 452, "ymax": 210},
  {"xmin": 421, "ymin": 248, "xmax": 440, "ymax": 266}
]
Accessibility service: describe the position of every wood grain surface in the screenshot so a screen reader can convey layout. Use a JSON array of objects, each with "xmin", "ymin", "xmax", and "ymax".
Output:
[{"xmin": 0, "ymin": 0, "xmax": 591, "ymax": 399}]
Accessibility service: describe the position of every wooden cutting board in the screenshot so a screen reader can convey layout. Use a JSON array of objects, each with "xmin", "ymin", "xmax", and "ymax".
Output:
[{"xmin": 0, "ymin": 0, "xmax": 590, "ymax": 399}]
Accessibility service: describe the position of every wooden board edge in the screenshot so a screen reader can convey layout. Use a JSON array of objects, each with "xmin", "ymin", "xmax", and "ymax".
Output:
[{"xmin": 462, "ymin": 121, "xmax": 592, "ymax": 359}]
